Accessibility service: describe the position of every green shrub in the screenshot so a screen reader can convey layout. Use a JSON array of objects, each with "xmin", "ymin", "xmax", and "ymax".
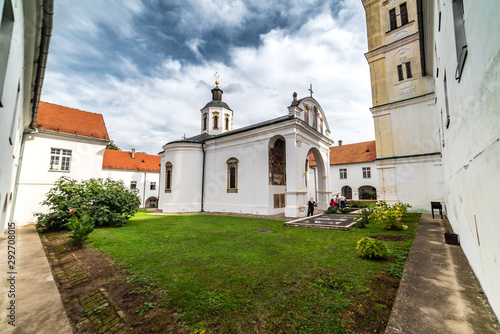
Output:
[
  {"xmin": 36, "ymin": 177, "xmax": 141, "ymax": 231},
  {"xmin": 354, "ymin": 209, "xmax": 371, "ymax": 228},
  {"xmin": 66, "ymin": 209, "xmax": 95, "ymax": 248},
  {"xmin": 356, "ymin": 237, "xmax": 389, "ymax": 260},
  {"xmin": 324, "ymin": 206, "xmax": 349, "ymax": 214}
]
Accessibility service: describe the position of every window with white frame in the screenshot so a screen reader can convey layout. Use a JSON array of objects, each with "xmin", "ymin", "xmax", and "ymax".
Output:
[
  {"xmin": 130, "ymin": 181, "xmax": 137, "ymax": 190},
  {"xmin": 339, "ymin": 168, "xmax": 347, "ymax": 179},
  {"xmin": 150, "ymin": 182, "xmax": 156, "ymax": 190},
  {"xmin": 363, "ymin": 167, "xmax": 371, "ymax": 179},
  {"xmin": 49, "ymin": 148, "xmax": 72, "ymax": 171}
]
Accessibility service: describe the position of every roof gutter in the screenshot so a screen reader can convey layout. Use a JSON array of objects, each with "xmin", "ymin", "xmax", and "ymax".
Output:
[{"xmin": 29, "ymin": 0, "xmax": 54, "ymax": 130}]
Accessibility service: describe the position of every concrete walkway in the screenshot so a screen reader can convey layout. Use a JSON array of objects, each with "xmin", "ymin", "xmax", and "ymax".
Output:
[
  {"xmin": 386, "ymin": 213, "xmax": 500, "ymax": 333},
  {"xmin": 0, "ymin": 224, "xmax": 72, "ymax": 334}
]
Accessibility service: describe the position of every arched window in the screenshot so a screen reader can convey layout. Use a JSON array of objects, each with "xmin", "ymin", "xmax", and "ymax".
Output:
[
  {"xmin": 304, "ymin": 106, "xmax": 309, "ymax": 124},
  {"xmin": 226, "ymin": 157, "xmax": 239, "ymax": 193},
  {"xmin": 213, "ymin": 115, "xmax": 219, "ymax": 129},
  {"xmin": 225, "ymin": 114, "xmax": 230, "ymax": 130},
  {"xmin": 312, "ymin": 107, "xmax": 318, "ymax": 129},
  {"xmin": 269, "ymin": 138, "xmax": 286, "ymax": 185},
  {"xmin": 165, "ymin": 161, "xmax": 173, "ymax": 193},
  {"xmin": 203, "ymin": 113, "xmax": 207, "ymax": 131}
]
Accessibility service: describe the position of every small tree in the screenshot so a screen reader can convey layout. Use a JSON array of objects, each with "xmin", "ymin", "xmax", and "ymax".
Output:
[
  {"xmin": 36, "ymin": 177, "xmax": 141, "ymax": 231},
  {"xmin": 106, "ymin": 141, "xmax": 120, "ymax": 150}
]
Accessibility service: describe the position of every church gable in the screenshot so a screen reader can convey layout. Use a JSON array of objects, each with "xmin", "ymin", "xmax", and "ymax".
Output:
[{"xmin": 288, "ymin": 93, "xmax": 330, "ymax": 136}]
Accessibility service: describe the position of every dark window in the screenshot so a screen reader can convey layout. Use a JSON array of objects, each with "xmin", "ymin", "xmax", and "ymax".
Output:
[
  {"xmin": 453, "ymin": 0, "xmax": 467, "ymax": 80},
  {"xmin": 389, "ymin": 8, "xmax": 397, "ymax": 30},
  {"xmin": 397, "ymin": 65, "xmax": 404, "ymax": 81},
  {"xmin": 150, "ymin": 182, "xmax": 156, "ymax": 190},
  {"xmin": 165, "ymin": 161, "xmax": 173, "ymax": 192},
  {"xmin": 229, "ymin": 167, "xmax": 236, "ymax": 188},
  {"xmin": 400, "ymin": 3, "xmax": 408, "ymax": 26},
  {"xmin": 213, "ymin": 115, "xmax": 219, "ymax": 129},
  {"xmin": 225, "ymin": 116, "xmax": 229, "ymax": 130},
  {"xmin": 130, "ymin": 181, "xmax": 137, "ymax": 190},
  {"xmin": 203, "ymin": 114, "xmax": 207, "ymax": 131},
  {"xmin": 405, "ymin": 62, "xmax": 413, "ymax": 78},
  {"xmin": 0, "ymin": 0, "xmax": 14, "ymax": 107}
]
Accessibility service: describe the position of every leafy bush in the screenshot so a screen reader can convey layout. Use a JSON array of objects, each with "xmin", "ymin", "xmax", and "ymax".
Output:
[
  {"xmin": 369, "ymin": 201, "xmax": 411, "ymax": 230},
  {"xmin": 356, "ymin": 237, "xmax": 389, "ymax": 260},
  {"xmin": 324, "ymin": 206, "xmax": 349, "ymax": 214},
  {"xmin": 36, "ymin": 177, "xmax": 141, "ymax": 230},
  {"xmin": 66, "ymin": 209, "xmax": 95, "ymax": 248},
  {"xmin": 354, "ymin": 209, "xmax": 371, "ymax": 228}
]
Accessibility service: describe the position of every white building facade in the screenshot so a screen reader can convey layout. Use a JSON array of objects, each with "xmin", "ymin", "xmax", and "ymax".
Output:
[
  {"xmin": 14, "ymin": 102, "xmax": 110, "ymax": 224},
  {"xmin": 159, "ymin": 86, "xmax": 334, "ymax": 217},
  {"xmin": 309, "ymin": 141, "xmax": 378, "ymax": 201},
  {"xmin": 421, "ymin": 0, "xmax": 500, "ymax": 318},
  {"xmin": 0, "ymin": 0, "xmax": 53, "ymax": 234},
  {"xmin": 102, "ymin": 149, "xmax": 160, "ymax": 208}
]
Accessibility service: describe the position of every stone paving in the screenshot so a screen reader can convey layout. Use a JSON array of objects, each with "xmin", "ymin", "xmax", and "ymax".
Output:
[{"xmin": 40, "ymin": 234, "xmax": 131, "ymax": 334}]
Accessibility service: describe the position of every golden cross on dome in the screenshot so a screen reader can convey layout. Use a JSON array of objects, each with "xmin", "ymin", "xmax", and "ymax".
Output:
[{"xmin": 214, "ymin": 72, "xmax": 220, "ymax": 86}]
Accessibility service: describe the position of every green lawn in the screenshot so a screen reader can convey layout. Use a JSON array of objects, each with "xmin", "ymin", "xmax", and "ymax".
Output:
[{"xmin": 90, "ymin": 212, "xmax": 420, "ymax": 333}]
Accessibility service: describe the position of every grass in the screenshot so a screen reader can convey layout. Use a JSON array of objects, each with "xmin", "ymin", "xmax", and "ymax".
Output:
[{"xmin": 89, "ymin": 212, "xmax": 420, "ymax": 333}]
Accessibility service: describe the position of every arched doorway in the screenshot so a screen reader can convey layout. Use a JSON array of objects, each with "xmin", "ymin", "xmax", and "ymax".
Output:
[
  {"xmin": 145, "ymin": 196, "xmax": 158, "ymax": 208},
  {"xmin": 305, "ymin": 147, "xmax": 328, "ymax": 210},
  {"xmin": 342, "ymin": 186, "xmax": 352, "ymax": 199},
  {"xmin": 358, "ymin": 186, "xmax": 376, "ymax": 200}
]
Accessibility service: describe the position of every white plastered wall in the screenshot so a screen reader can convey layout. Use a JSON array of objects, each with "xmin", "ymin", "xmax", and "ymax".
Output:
[
  {"xmin": 13, "ymin": 132, "xmax": 107, "ymax": 224},
  {"xmin": 101, "ymin": 169, "xmax": 160, "ymax": 207}
]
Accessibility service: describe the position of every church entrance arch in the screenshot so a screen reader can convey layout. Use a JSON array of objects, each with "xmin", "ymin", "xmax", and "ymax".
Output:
[{"xmin": 305, "ymin": 147, "xmax": 328, "ymax": 209}]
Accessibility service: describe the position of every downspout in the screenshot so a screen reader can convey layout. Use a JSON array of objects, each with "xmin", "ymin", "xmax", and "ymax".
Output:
[
  {"xmin": 201, "ymin": 142, "xmax": 206, "ymax": 212},
  {"xmin": 29, "ymin": 0, "xmax": 54, "ymax": 129},
  {"xmin": 416, "ymin": 0, "xmax": 426, "ymax": 76},
  {"xmin": 143, "ymin": 171, "xmax": 147, "ymax": 208}
]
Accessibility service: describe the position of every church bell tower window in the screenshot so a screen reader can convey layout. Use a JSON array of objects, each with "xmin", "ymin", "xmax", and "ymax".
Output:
[
  {"xmin": 213, "ymin": 112, "xmax": 219, "ymax": 130},
  {"xmin": 225, "ymin": 114, "xmax": 230, "ymax": 130},
  {"xmin": 203, "ymin": 113, "xmax": 207, "ymax": 131}
]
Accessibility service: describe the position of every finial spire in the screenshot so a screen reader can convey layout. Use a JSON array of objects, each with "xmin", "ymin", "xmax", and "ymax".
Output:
[{"xmin": 214, "ymin": 72, "xmax": 220, "ymax": 86}]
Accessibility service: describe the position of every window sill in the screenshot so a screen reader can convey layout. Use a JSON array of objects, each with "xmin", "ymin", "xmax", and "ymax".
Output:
[
  {"xmin": 385, "ymin": 20, "xmax": 415, "ymax": 35},
  {"xmin": 48, "ymin": 169, "xmax": 70, "ymax": 173},
  {"xmin": 227, "ymin": 189, "xmax": 238, "ymax": 193}
]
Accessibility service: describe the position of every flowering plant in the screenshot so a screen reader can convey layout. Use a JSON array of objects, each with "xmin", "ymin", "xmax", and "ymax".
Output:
[
  {"xmin": 65, "ymin": 208, "xmax": 95, "ymax": 248},
  {"xmin": 369, "ymin": 201, "xmax": 411, "ymax": 230}
]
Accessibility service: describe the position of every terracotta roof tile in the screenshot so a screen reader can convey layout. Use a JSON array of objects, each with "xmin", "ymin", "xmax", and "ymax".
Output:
[
  {"xmin": 310, "ymin": 141, "xmax": 376, "ymax": 166},
  {"xmin": 36, "ymin": 101, "xmax": 110, "ymax": 140},
  {"xmin": 102, "ymin": 150, "xmax": 161, "ymax": 172}
]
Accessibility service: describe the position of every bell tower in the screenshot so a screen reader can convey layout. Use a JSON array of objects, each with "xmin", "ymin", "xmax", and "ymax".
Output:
[{"xmin": 200, "ymin": 72, "xmax": 233, "ymax": 135}]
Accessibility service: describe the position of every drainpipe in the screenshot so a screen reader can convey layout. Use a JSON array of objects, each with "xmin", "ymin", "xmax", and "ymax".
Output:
[
  {"xmin": 29, "ymin": 0, "xmax": 54, "ymax": 130},
  {"xmin": 201, "ymin": 142, "xmax": 206, "ymax": 212},
  {"xmin": 143, "ymin": 171, "xmax": 147, "ymax": 208}
]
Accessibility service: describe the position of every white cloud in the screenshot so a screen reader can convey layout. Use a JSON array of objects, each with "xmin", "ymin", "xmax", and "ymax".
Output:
[{"xmin": 42, "ymin": 0, "xmax": 374, "ymax": 154}]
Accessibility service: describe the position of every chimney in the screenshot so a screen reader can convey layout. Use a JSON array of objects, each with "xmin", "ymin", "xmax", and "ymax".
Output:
[
  {"xmin": 131, "ymin": 148, "xmax": 135, "ymax": 159},
  {"xmin": 338, "ymin": 140, "xmax": 343, "ymax": 146}
]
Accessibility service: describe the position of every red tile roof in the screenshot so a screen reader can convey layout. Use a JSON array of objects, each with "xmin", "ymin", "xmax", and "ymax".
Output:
[
  {"xmin": 310, "ymin": 141, "xmax": 376, "ymax": 166},
  {"xmin": 36, "ymin": 101, "xmax": 110, "ymax": 140},
  {"xmin": 102, "ymin": 150, "xmax": 161, "ymax": 172}
]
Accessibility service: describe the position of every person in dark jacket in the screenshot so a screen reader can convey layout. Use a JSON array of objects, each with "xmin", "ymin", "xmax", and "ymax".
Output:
[{"xmin": 307, "ymin": 197, "xmax": 316, "ymax": 216}]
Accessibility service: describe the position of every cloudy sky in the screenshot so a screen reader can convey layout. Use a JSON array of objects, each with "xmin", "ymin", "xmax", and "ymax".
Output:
[{"xmin": 42, "ymin": 0, "xmax": 374, "ymax": 154}]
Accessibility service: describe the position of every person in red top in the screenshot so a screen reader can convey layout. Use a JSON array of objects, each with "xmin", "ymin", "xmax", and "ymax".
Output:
[{"xmin": 330, "ymin": 198, "xmax": 336, "ymax": 207}]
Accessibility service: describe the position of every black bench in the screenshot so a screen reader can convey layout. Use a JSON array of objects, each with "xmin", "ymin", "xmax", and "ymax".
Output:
[{"xmin": 431, "ymin": 202, "xmax": 443, "ymax": 219}]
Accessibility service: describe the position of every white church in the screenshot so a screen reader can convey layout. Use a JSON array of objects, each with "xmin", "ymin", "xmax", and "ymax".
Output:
[{"xmin": 159, "ymin": 78, "xmax": 334, "ymax": 218}]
